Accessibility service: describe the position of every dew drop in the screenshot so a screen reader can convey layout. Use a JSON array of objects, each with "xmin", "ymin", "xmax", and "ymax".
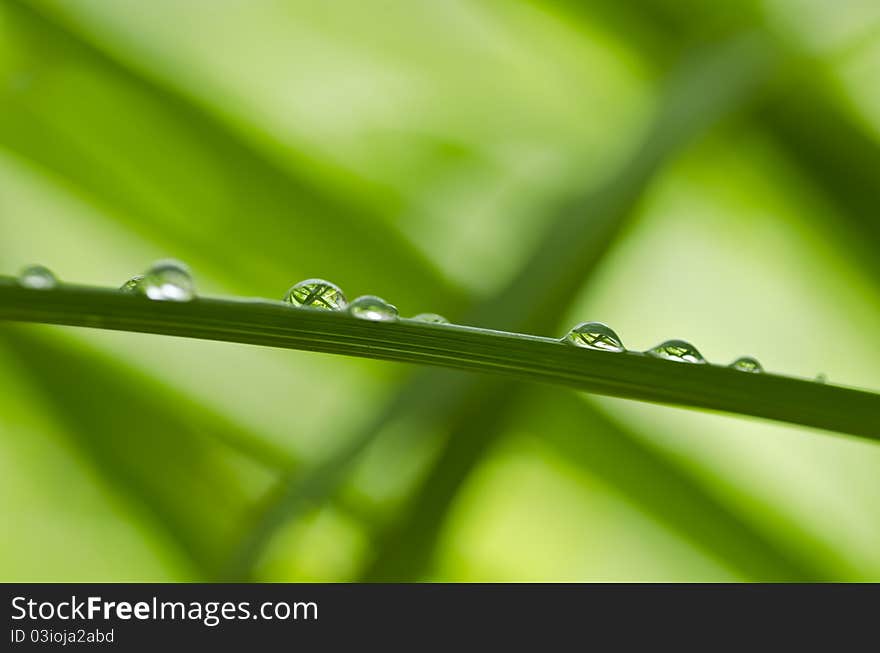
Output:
[
  {"xmin": 348, "ymin": 295, "xmax": 398, "ymax": 322},
  {"xmin": 815, "ymin": 373, "xmax": 827, "ymax": 384},
  {"xmin": 647, "ymin": 339, "xmax": 705, "ymax": 364},
  {"xmin": 142, "ymin": 259, "xmax": 195, "ymax": 301},
  {"xmin": 284, "ymin": 278, "xmax": 347, "ymax": 310},
  {"xmin": 119, "ymin": 275, "xmax": 145, "ymax": 293},
  {"xmin": 18, "ymin": 264, "xmax": 58, "ymax": 290},
  {"xmin": 730, "ymin": 356, "xmax": 763, "ymax": 373},
  {"xmin": 412, "ymin": 313, "xmax": 449, "ymax": 324},
  {"xmin": 564, "ymin": 322, "xmax": 625, "ymax": 352}
]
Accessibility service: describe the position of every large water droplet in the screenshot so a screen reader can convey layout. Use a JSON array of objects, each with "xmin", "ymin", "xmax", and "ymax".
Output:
[
  {"xmin": 142, "ymin": 259, "xmax": 195, "ymax": 301},
  {"xmin": 119, "ymin": 275, "xmax": 144, "ymax": 293},
  {"xmin": 349, "ymin": 295, "xmax": 398, "ymax": 321},
  {"xmin": 412, "ymin": 313, "xmax": 449, "ymax": 324},
  {"xmin": 730, "ymin": 356, "xmax": 763, "ymax": 373},
  {"xmin": 284, "ymin": 278, "xmax": 347, "ymax": 310},
  {"xmin": 18, "ymin": 264, "xmax": 58, "ymax": 289},
  {"xmin": 564, "ymin": 322, "xmax": 625, "ymax": 352},
  {"xmin": 647, "ymin": 339, "xmax": 705, "ymax": 364}
]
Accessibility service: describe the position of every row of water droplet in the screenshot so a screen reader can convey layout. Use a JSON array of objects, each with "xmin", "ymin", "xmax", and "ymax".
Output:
[
  {"xmin": 280, "ymin": 277, "xmax": 449, "ymax": 324},
  {"xmin": 15, "ymin": 261, "xmax": 783, "ymax": 375},
  {"xmin": 565, "ymin": 321, "xmax": 764, "ymax": 372},
  {"xmin": 18, "ymin": 261, "xmax": 448, "ymax": 323}
]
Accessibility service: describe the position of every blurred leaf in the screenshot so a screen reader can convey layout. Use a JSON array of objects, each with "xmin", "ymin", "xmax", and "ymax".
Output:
[
  {"xmin": 363, "ymin": 385, "xmax": 833, "ymax": 581},
  {"xmin": 0, "ymin": 0, "xmax": 462, "ymax": 308},
  {"xmin": 4, "ymin": 0, "xmax": 878, "ymax": 585},
  {"xmin": 553, "ymin": 0, "xmax": 880, "ymax": 288},
  {"xmin": 760, "ymin": 82, "xmax": 880, "ymax": 285},
  {"xmin": 528, "ymin": 390, "xmax": 830, "ymax": 580},
  {"xmin": 359, "ymin": 384, "xmax": 522, "ymax": 580},
  {"xmin": 224, "ymin": 369, "xmax": 474, "ymax": 580},
  {"xmin": 0, "ymin": 325, "xmax": 283, "ymax": 577},
  {"xmin": 480, "ymin": 33, "xmax": 774, "ymax": 334},
  {"xmin": 358, "ymin": 36, "xmax": 801, "ymax": 580}
]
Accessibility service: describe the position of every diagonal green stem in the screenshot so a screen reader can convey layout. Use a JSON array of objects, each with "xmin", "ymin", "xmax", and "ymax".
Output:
[{"xmin": 1, "ymin": 281, "xmax": 877, "ymax": 441}]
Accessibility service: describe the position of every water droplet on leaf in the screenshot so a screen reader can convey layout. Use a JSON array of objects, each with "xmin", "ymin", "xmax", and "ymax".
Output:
[
  {"xmin": 349, "ymin": 295, "xmax": 398, "ymax": 321},
  {"xmin": 412, "ymin": 313, "xmax": 449, "ymax": 324},
  {"xmin": 143, "ymin": 259, "xmax": 195, "ymax": 301},
  {"xmin": 815, "ymin": 373, "xmax": 827, "ymax": 384},
  {"xmin": 119, "ymin": 275, "xmax": 145, "ymax": 293},
  {"xmin": 18, "ymin": 264, "xmax": 58, "ymax": 289},
  {"xmin": 730, "ymin": 356, "xmax": 763, "ymax": 373},
  {"xmin": 284, "ymin": 278, "xmax": 347, "ymax": 310},
  {"xmin": 647, "ymin": 339, "xmax": 705, "ymax": 364},
  {"xmin": 564, "ymin": 322, "xmax": 625, "ymax": 352}
]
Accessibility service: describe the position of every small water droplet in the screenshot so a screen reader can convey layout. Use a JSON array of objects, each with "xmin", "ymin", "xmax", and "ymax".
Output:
[
  {"xmin": 730, "ymin": 356, "xmax": 763, "ymax": 373},
  {"xmin": 412, "ymin": 313, "xmax": 449, "ymax": 324},
  {"xmin": 142, "ymin": 259, "xmax": 195, "ymax": 301},
  {"xmin": 564, "ymin": 322, "xmax": 625, "ymax": 352},
  {"xmin": 119, "ymin": 275, "xmax": 145, "ymax": 293},
  {"xmin": 18, "ymin": 264, "xmax": 58, "ymax": 289},
  {"xmin": 348, "ymin": 295, "xmax": 398, "ymax": 321},
  {"xmin": 815, "ymin": 373, "xmax": 827, "ymax": 384},
  {"xmin": 284, "ymin": 278, "xmax": 347, "ymax": 310},
  {"xmin": 647, "ymin": 339, "xmax": 705, "ymax": 364}
]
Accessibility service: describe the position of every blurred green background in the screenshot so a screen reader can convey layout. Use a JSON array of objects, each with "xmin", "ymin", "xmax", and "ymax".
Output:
[{"xmin": 2, "ymin": 0, "xmax": 880, "ymax": 581}]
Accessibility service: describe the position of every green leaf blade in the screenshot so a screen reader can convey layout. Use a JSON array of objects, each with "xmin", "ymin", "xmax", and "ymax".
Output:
[{"xmin": 1, "ymin": 281, "xmax": 877, "ymax": 442}]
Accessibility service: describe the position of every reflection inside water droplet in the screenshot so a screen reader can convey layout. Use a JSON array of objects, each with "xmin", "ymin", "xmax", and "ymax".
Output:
[
  {"xmin": 647, "ymin": 339, "xmax": 705, "ymax": 364},
  {"xmin": 120, "ymin": 275, "xmax": 145, "ymax": 293},
  {"xmin": 143, "ymin": 259, "xmax": 195, "ymax": 301},
  {"xmin": 284, "ymin": 278, "xmax": 347, "ymax": 310},
  {"xmin": 730, "ymin": 356, "xmax": 763, "ymax": 373},
  {"xmin": 18, "ymin": 264, "xmax": 58, "ymax": 290},
  {"xmin": 349, "ymin": 295, "xmax": 398, "ymax": 321},
  {"xmin": 411, "ymin": 313, "xmax": 449, "ymax": 324},
  {"xmin": 564, "ymin": 322, "xmax": 625, "ymax": 352}
]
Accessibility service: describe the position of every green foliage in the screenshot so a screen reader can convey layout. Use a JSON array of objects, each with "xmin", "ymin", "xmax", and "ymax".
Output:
[{"xmin": 2, "ymin": 0, "xmax": 880, "ymax": 582}]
